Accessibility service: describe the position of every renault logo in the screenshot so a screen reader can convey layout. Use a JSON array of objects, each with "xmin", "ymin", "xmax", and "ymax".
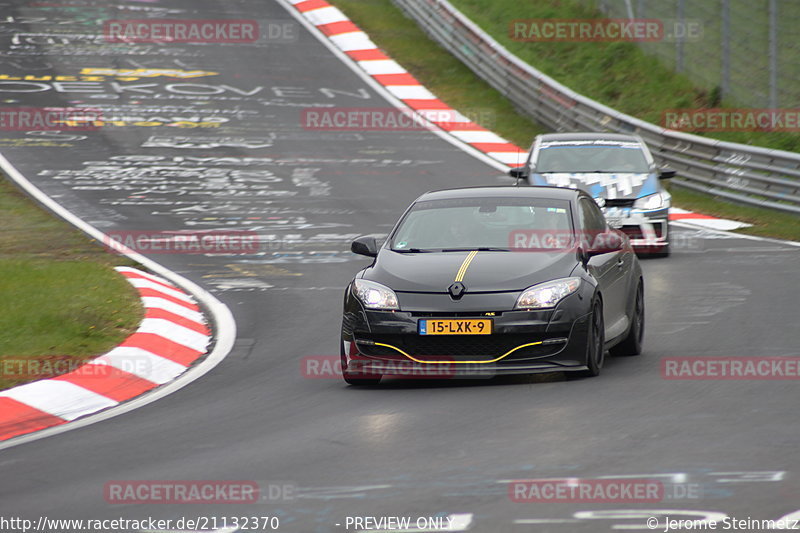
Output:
[{"xmin": 448, "ymin": 282, "xmax": 466, "ymax": 299}]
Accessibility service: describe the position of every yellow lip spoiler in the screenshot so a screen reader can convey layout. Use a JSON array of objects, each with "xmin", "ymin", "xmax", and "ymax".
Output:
[{"xmin": 373, "ymin": 341, "xmax": 545, "ymax": 364}]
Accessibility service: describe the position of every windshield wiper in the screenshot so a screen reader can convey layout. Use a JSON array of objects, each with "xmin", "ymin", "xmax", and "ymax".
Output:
[{"xmin": 391, "ymin": 248, "xmax": 436, "ymax": 253}]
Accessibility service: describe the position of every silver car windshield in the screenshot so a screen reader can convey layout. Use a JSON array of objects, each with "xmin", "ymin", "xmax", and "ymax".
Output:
[{"xmin": 537, "ymin": 143, "xmax": 649, "ymax": 173}]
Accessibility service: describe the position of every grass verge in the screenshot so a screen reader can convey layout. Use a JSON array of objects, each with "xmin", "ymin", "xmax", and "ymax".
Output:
[
  {"xmin": 330, "ymin": 0, "xmax": 799, "ymax": 241},
  {"xmin": 0, "ymin": 175, "xmax": 142, "ymax": 390}
]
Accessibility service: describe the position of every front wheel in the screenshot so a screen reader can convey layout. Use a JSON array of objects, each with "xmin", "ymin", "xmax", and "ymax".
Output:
[
  {"xmin": 611, "ymin": 281, "xmax": 644, "ymax": 356},
  {"xmin": 575, "ymin": 299, "xmax": 605, "ymax": 378}
]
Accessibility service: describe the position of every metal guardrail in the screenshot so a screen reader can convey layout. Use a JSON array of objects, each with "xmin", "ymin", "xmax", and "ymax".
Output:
[{"xmin": 392, "ymin": 0, "xmax": 800, "ymax": 215}]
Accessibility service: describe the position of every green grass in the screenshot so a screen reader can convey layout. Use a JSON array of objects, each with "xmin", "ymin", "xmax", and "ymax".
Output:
[
  {"xmin": 0, "ymin": 176, "xmax": 142, "ymax": 390},
  {"xmin": 330, "ymin": 0, "xmax": 799, "ymax": 241}
]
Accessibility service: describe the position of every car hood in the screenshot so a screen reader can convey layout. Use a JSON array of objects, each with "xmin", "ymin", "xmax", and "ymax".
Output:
[
  {"xmin": 532, "ymin": 172, "xmax": 659, "ymax": 199},
  {"xmin": 364, "ymin": 249, "xmax": 579, "ymax": 293}
]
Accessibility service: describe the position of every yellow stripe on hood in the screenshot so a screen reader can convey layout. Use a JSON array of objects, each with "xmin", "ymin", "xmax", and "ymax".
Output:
[{"xmin": 454, "ymin": 250, "xmax": 478, "ymax": 282}]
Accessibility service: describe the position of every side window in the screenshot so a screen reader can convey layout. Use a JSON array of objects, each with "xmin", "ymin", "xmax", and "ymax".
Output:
[{"xmin": 579, "ymin": 198, "xmax": 607, "ymax": 232}]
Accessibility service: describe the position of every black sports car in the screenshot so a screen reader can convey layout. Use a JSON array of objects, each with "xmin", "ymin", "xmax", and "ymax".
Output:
[{"xmin": 340, "ymin": 186, "xmax": 644, "ymax": 385}]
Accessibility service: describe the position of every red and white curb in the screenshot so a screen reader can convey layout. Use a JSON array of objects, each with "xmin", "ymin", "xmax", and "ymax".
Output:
[
  {"xmin": 288, "ymin": 0, "xmax": 526, "ymax": 167},
  {"xmin": 668, "ymin": 207, "xmax": 752, "ymax": 231},
  {"xmin": 0, "ymin": 267, "xmax": 210, "ymax": 442},
  {"xmin": 287, "ymin": 0, "xmax": 752, "ymax": 232}
]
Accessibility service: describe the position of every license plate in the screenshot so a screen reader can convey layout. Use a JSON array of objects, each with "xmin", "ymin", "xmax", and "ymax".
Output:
[{"xmin": 419, "ymin": 318, "xmax": 492, "ymax": 335}]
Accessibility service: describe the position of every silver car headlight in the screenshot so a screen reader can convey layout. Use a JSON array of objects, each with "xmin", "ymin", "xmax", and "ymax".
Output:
[
  {"xmin": 515, "ymin": 277, "xmax": 581, "ymax": 310},
  {"xmin": 353, "ymin": 279, "xmax": 399, "ymax": 310},
  {"xmin": 633, "ymin": 191, "xmax": 671, "ymax": 211}
]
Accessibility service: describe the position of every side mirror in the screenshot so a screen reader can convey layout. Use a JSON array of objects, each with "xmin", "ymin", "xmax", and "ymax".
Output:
[
  {"xmin": 508, "ymin": 167, "xmax": 529, "ymax": 180},
  {"xmin": 351, "ymin": 236, "xmax": 378, "ymax": 258},
  {"xmin": 586, "ymin": 230, "xmax": 625, "ymax": 257},
  {"xmin": 658, "ymin": 167, "xmax": 676, "ymax": 180}
]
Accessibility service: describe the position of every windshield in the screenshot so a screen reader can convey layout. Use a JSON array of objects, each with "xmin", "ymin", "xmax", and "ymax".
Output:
[
  {"xmin": 536, "ymin": 142, "xmax": 650, "ymax": 173},
  {"xmin": 390, "ymin": 197, "xmax": 573, "ymax": 251}
]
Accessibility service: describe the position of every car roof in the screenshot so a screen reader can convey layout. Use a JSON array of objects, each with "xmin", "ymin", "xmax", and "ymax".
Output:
[
  {"xmin": 417, "ymin": 185, "xmax": 584, "ymax": 202},
  {"xmin": 537, "ymin": 132, "xmax": 641, "ymax": 143}
]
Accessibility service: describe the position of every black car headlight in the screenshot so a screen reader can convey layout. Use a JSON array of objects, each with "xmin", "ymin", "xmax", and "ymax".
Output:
[
  {"xmin": 353, "ymin": 279, "xmax": 399, "ymax": 310},
  {"xmin": 515, "ymin": 277, "xmax": 581, "ymax": 310}
]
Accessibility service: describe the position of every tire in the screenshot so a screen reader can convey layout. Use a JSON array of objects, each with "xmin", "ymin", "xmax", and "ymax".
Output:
[
  {"xmin": 340, "ymin": 336, "xmax": 382, "ymax": 386},
  {"xmin": 574, "ymin": 298, "xmax": 605, "ymax": 378},
  {"xmin": 611, "ymin": 281, "xmax": 644, "ymax": 357}
]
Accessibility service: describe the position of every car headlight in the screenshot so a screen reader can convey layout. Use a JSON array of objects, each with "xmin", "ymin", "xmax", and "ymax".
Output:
[
  {"xmin": 633, "ymin": 191, "xmax": 671, "ymax": 210},
  {"xmin": 515, "ymin": 277, "xmax": 581, "ymax": 310},
  {"xmin": 353, "ymin": 279, "xmax": 399, "ymax": 310}
]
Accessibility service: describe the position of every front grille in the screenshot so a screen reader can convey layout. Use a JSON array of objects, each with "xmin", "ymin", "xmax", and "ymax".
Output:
[
  {"xmin": 604, "ymin": 198, "xmax": 636, "ymax": 208},
  {"xmin": 355, "ymin": 334, "xmax": 565, "ymax": 361},
  {"xmin": 410, "ymin": 311, "xmax": 503, "ymax": 318}
]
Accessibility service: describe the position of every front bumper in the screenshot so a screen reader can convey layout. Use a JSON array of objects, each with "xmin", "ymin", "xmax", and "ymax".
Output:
[
  {"xmin": 605, "ymin": 208, "xmax": 669, "ymax": 250},
  {"xmin": 342, "ymin": 291, "xmax": 593, "ymax": 378}
]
